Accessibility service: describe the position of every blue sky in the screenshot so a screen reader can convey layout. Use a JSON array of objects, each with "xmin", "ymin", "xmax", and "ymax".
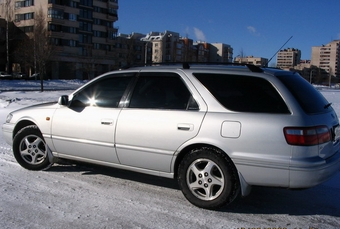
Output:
[{"xmin": 117, "ymin": 0, "xmax": 340, "ymax": 64}]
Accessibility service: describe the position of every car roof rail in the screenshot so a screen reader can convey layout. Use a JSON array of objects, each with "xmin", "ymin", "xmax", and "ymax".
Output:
[
  {"xmin": 145, "ymin": 62, "xmax": 263, "ymax": 73},
  {"xmin": 121, "ymin": 62, "xmax": 263, "ymax": 73}
]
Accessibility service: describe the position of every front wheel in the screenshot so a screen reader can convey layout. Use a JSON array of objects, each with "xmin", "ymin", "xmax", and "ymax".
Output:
[
  {"xmin": 13, "ymin": 125, "xmax": 53, "ymax": 170},
  {"xmin": 178, "ymin": 147, "xmax": 239, "ymax": 209}
]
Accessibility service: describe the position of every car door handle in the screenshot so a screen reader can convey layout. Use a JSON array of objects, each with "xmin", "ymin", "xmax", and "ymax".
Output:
[
  {"xmin": 177, "ymin": 123, "xmax": 194, "ymax": 131},
  {"xmin": 101, "ymin": 119, "xmax": 113, "ymax": 125}
]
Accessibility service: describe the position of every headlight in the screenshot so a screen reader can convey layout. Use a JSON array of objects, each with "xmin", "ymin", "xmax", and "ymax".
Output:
[{"xmin": 5, "ymin": 113, "xmax": 13, "ymax": 123}]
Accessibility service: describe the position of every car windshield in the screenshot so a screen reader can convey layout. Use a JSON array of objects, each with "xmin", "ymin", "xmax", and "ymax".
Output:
[{"xmin": 276, "ymin": 73, "xmax": 330, "ymax": 114}]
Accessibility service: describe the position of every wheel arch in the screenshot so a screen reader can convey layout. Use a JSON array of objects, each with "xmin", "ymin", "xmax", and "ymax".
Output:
[
  {"xmin": 13, "ymin": 120, "xmax": 39, "ymax": 139},
  {"xmin": 174, "ymin": 143, "xmax": 237, "ymax": 179},
  {"xmin": 174, "ymin": 143, "xmax": 252, "ymax": 197}
]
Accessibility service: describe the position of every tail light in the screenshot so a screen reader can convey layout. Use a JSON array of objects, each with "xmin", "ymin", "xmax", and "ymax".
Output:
[{"xmin": 284, "ymin": 126, "xmax": 331, "ymax": 146}]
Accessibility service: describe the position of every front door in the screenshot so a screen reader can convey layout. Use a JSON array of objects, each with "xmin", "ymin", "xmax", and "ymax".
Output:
[{"xmin": 51, "ymin": 73, "xmax": 134, "ymax": 163}]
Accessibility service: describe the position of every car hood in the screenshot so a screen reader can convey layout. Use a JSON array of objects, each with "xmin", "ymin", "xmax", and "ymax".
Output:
[{"xmin": 12, "ymin": 101, "xmax": 58, "ymax": 113}]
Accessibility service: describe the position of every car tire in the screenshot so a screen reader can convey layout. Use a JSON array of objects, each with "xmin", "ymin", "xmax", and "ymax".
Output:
[
  {"xmin": 178, "ymin": 147, "xmax": 239, "ymax": 209},
  {"xmin": 13, "ymin": 125, "xmax": 53, "ymax": 171}
]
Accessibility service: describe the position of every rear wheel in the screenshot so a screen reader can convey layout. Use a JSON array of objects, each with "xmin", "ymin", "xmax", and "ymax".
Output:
[
  {"xmin": 178, "ymin": 147, "xmax": 239, "ymax": 209},
  {"xmin": 13, "ymin": 125, "xmax": 53, "ymax": 170}
]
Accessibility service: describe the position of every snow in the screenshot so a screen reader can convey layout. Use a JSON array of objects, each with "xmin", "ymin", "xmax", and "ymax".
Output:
[{"xmin": 1, "ymin": 80, "xmax": 340, "ymax": 228}]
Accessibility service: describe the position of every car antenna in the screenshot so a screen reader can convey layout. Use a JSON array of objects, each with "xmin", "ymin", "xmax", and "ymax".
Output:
[{"xmin": 266, "ymin": 36, "xmax": 293, "ymax": 66}]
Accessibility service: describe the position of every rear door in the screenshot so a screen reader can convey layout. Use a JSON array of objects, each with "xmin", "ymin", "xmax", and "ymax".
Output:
[{"xmin": 115, "ymin": 72, "xmax": 206, "ymax": 172}]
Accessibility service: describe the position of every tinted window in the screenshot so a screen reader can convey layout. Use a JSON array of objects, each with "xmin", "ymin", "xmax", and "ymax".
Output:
[
  {"xmin": 129, "ymin": 73, "xmax": 196, "ymax": 110},
  {"xmin": 71, "ymin": 74, "xmax": 133, "ymax": 108},
  {"xmin": 277, "ymin": 74, "xmax": 330, "ymax": 114},
  {"xmin": 193, "ymin": 73, "xmax": 290, "ymax": 113}
]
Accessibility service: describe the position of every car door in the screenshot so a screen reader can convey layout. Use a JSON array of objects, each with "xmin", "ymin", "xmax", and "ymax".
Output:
[
  {"xmin": 51, "ymin": 73, "xmax": 134, "ymax": 163},
  {"xmin": 115, "ymin": 72, "xmax": 207, "ymax": 172}
]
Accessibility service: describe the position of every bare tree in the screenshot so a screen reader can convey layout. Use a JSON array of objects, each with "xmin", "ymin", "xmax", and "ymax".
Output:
[
  {"xmin": 2, "ymin": 0, "xmax": 13, "ymax": 73},
  {"xmin": 13, "ymin": 37, "xmax": 34, "ymax": 73},
  {"xmin": 33, "ymin": 7, "xmax": 56, "ymax": 91},
  {"xmin": 80, "ymin": 45, "xmax": 97, "ymax": 80},
  {"xmin": 238, "ymin": 48, "xmax": 246, "ymax": 58}
]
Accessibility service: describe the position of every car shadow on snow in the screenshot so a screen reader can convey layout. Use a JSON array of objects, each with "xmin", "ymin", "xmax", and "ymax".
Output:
[
  {"xmin": 48, "ymin": 162, "xmax": 340, "ymax": 217},
  {"xmin": 224, "ymin": 181, "xmax": 340, "ymax": 217},
  {"xmin": 48, "ymin": 161, "xmax": 179, "ymax": 190}
]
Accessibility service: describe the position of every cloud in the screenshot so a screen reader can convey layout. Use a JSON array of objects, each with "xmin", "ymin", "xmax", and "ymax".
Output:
[
  {"xmin": 247, "ymin": 26, "xmax": 260, "ymax": 36},
  {"xmin": 193, "ymin": 27, "xmax": 206, "ymax": 41}
]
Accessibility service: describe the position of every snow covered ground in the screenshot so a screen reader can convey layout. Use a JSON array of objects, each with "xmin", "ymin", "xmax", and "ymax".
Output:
[{"xmin": 0, "ymin": 79, "xmax": 340, "ymax": 228}]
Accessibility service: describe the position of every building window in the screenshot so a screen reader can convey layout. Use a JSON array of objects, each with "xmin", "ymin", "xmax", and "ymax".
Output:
[
  {"xmin": 70, "ymin": 1, "xmax": 78, "ymax": 7},
  {"xmin": 15, "ymin": 0, "xmax": 34, "ymax": 9},
  {"xmin": 69, "ymin": 40, "xmax": 77, "ymax": 47},
  {"xmin": 79, "ymin": 21, "xmax": 92, "ymax": 32},
  {"xmin": 48, "ymin": 23, "xmax": 62, "ymax": 32},
  {"xmin": 79, "ymin": 9, "xmax": 93, "ymax": 19},
  {"xmin": 15, "ymin": 13, "xmax": 34, "ymax": 22},
  {"xmin": 108, "ymin": 8, "xmax": 117, "ymax": 16},
  {"xmin": 51, "ymin": 38, "xmax": 62, "ymax": 46},
  {"xmin": 68, "ymin": 13, "xmax": 77, "ymax": 21},
  {"xmin": 69, "ymin": 27, "xmax": 77, "ymax": 33},
  {"xmin": 108, "ymin": 30, "xmax": 117, "ymax": 40},
  {"xmin": 80, "ymin": 0, "xmax": 93, "ymax": 7},
  {"xmin": 94, "ymin": 43, "xmax": 100, "ymax": 49},
  {"xmin": 47, "ymin": 8, "xmax": 64, "ymax": 19},
  {"xmin": 79, "ymin": 34, "xmax": 92, "ymax": 44}
]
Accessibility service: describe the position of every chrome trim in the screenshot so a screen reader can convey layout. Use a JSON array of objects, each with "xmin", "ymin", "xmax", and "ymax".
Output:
[{"xmin": 52, "ymin": 135, "xmax": 114, "ymax": 147}]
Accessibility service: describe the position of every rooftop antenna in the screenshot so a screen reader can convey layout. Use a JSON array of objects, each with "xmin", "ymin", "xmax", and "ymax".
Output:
[{"xmin": 266, "ymin": 36, "xmax": 293, "ymax": 66}]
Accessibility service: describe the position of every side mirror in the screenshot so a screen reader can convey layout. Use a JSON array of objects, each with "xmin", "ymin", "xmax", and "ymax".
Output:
[{"xmin": 58, "ymin": 95, "xmax": 69, "ymax": 106}]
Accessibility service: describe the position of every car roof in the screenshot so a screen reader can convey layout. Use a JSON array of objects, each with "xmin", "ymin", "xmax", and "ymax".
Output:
[{"xmin": 121, "ymin": 62, "xmax": 296, "ymax": 78}]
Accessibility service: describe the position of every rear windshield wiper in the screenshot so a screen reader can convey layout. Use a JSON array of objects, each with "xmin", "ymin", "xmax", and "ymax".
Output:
[{"xmin": 324, "ymin": 103, "xmax": 332, "ymax": 109}]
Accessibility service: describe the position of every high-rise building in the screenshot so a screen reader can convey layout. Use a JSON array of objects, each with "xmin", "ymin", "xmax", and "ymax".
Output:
[
  {"xmin": 311, "ymin": 40, "xmax": 340, "ymax": 77},
  {"xmin": 1, "ymin": 0, "xmax": 121, "ymax": 79},
  {"xmin": 276, "ymin": 48, "xmax": 301, "ymax": 69}
]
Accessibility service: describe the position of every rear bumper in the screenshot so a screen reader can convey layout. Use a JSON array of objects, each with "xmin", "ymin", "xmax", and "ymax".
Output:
[{"xmin": 289, "ymin": 151, "xmax": 340, "ymax": 188}]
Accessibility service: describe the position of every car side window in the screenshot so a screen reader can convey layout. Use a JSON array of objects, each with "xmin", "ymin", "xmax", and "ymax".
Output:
[
  {"xmin": 129, "ymin": 72, "xmax": 197, "ymax": 110},
  {"xmin": 70, "ymin": 74, "xmax": 133, "ymax": 108},
  {"xmin": 193, "ymin": 73, "xmax": 290, "ymax": 113}
]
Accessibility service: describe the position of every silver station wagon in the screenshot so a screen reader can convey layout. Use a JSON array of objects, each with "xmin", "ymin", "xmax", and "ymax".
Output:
[{"xmin": 3, "ymin": 63, "xmax": 340, "ymax": 209}]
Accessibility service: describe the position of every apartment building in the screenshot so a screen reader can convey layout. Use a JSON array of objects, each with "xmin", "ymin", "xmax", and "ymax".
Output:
[
  {"xmin": 1, "ymin": 0, "xmax": 120, "ymax": 79},
  {"xmin": 194, "ymin": 41, "xmax": 210, "ymax": 62},
  {"xmin": 234, "ymin": 56, "xmax": 268, "ymax": 67},
  {"xmin": 276, "ymin": 48, "xmax": 301, "ymax": 69},
  {"xmin": 141, "ymin": 31, "xmax": 182, "ymax": 63},
  {"xmin": 114, "ymin": 32, "xmax": 149, "ymax": 67},
  {"xmin": 209, "ymin": 43, "xmax": 233, "ymax": 63},
  {"xmin": 311, "ymin": 40, "xmax": 340, "ymax": 77}
]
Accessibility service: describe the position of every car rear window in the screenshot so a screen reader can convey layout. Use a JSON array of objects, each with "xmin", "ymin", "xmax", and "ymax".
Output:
[
  {"xmin": 193, "ymin": 73, "xmax": 290, "ymax": 113},
  {"xmin": 276, "ymin": 74, "xmax": 330, "ymax": 114}
]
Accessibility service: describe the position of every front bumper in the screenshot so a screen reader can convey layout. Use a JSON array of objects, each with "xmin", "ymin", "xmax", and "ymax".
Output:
[{"xmin": 2, "ymin": 123, "xmax": 14, "ymax": 146}]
